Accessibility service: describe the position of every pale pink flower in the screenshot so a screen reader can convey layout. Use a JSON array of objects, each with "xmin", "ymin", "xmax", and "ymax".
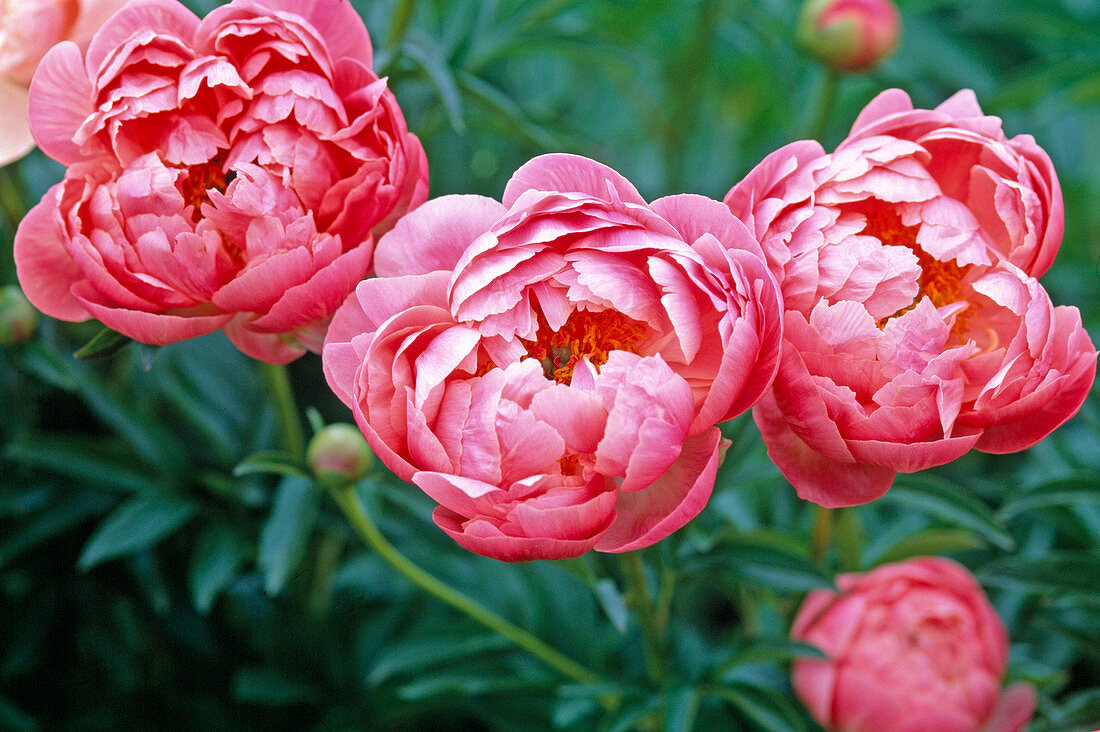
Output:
[
  {"xmin": 323, "ymin": 154, "xmax": 783, "ymax": 561},
  {"xmin": 797, "ymin": 0, "xmax": 901, "ymax": 73},
  {"xmin": 15, "ymin": 0, "xmax": 428, "ymax": 362},
  {"xmin": 726, "ymin": 89, "xmax": 1096, "ymax": 506},
  {"xmin": 791, "ymin": 557, "xmax": 1036, "ymax": 732},
  {"xmin": 0, "ymin": 0, "xmax": 129, "ymax": 165}
]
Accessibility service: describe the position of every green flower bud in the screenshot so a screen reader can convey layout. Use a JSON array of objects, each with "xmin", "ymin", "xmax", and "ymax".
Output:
[{"xmin": 306, "ymin": 423, "xmax": 374, "ymax": 484}]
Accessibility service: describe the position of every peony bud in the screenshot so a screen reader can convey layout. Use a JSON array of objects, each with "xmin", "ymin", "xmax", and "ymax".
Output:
[
  {"xmin": 0, "ymin": 285, "xmax": 39, "ymax": 344},
  {"xmin": 797, "ymin": 0, "xmax": 900, "ymax": 73},
  {"xmin": 306, "ymin": 424, "xmax": 374, "ymax": 485},
  {"xmin": 791, "ymin": 558, "xmax": 1037, "ymax": 732}
]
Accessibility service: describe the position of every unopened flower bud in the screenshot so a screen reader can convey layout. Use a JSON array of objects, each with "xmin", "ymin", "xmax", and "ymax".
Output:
[
  {"xmin": 797, "ymin": 0, "xmax": 900, "ymax": 73},
  {"xmin": 306, "ymin": 423, "xmax": 374, "ymax": 484},
  {"xmin": 0, "ymin": 285, "xmax": 39, "ymax": 344}
]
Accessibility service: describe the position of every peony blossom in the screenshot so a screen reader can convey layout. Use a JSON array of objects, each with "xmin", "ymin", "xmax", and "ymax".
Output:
[
  {"xmin": 791, "ymin": 557, "xmax": 1036, "ymax": 732},
  {"xmin": 796, "ymin": 0, "xmax": 901, "ymax": 73},
  {"xmin": 0, "ymin": 0, "xmax": 129, "ymax": 165},
  {"xmin": 15, "ymin": 0, "xmax": 427, "ymax": 362},
  {"xmin": 323, "ymin": 154, "xmax": 783, "ymax": 561},
  {"xmin": 726, "ymin": 89, "xmax": 1096, "ymax": 506}
]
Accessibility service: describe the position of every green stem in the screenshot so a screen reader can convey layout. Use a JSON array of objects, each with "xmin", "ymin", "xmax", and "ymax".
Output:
[
  {"xmin": 385, "ymin": 0, "xmax": 419, "ymax": 49},
  {"xmin": 258, "ymin": 362, "xmax": 306, "ymax": 459},
  {"xmin": 620, "ymin": 551, "xmax": 666, "ymax": 685},
  {"xmin": 812, "ymin": 504, "xmax": 834, "ymax": 563},
  {"xmin": 804, "ymin": 69, "xmax": 838, "ymax": 142},
  {"xmin": 329, "ymin": 483, "xmax": 603, "ymax": 686}
]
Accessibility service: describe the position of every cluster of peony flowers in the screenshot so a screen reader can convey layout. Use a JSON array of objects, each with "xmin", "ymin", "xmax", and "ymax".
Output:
[
  {"xmin": 727, "ymin": 89, "xmax": 1097, "ymax": 507},
  {"xmin": 323, "ymin": 154, "xmax": 783, "ymax": 560},
  {"xmin": 0, "ymin": 0, "xmax": 129, "ymax": 165},
  {"xmin": 791, "ymin": 557, "xmax": 1036, "ymax": 732},
  {"xmin": 14, "ymin": 0, "xmax": 427, "ymax": 362}
]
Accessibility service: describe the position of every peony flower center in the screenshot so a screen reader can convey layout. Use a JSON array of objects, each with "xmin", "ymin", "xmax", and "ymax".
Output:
[
  {"xmin": 177, "ymin": 155, "xmax": 232, "ymax": 223},
  {"xmin": 524, "ymin": 307, "xmax": 648, "ymax": 384},
  {"xmin": 863, "ymin": 207, "xmax": 970, "ymax": 325}
]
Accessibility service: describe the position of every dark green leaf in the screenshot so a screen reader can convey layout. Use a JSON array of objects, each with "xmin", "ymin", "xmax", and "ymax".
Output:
[
  {"xmin": 78, "ymin": 494, "xmax": 198, "ymax": 570},
  {"xmin": 401, "ymin": 33, "xmax": 466, "ymax": 132},
  {"xmin": 883, "ymin": 474, "xmax": 1015, "ymax": 551},
  {"xmin": 716, "ymin": 684, "xmax": 809, "ymax": 732},
  {"xmin": 258, "ymin": 476, "xmax": 319, "ymax": 594},
  {"xmin": 999, "ymin": 474, "xmax": 1100, "ymax": 521},
  {"xmin": 189, "ymin": 523, "xmax": 248, "ymax": 613},
  {"xmin": 368, "ymin": 632, "xmax": 513, "ymax": 685},
  {"xmin": 665, "ymin": 687, "xmax": 701, "ymax": 732},
  {"xmin": 686, "ymin": 532, "xmax": 834, "ymax": 593},
  {"xmin": 233, "ymin": 450, "xmax": 310, "ymax": 480},
  {"xmin": 977, "ymin": 552, "xmax": 1100, "ymax": 597},
  {"xmin": 233, "ymin": 667, "xmax": 313, "ymax": 706},
  {"xmin": 870, "ymin": 528, "xmax": 987, "ymax": 566},
  {"xmin": 718, "ymin": 639, "xmax": 827, "ymax": 675},
  {"xmin": 73, "ymin": 327, "xmax": 132, "ymax": 360},
  {"xmin": 0, "ymin": 491, "xmax": 114, "ymax": 568}
]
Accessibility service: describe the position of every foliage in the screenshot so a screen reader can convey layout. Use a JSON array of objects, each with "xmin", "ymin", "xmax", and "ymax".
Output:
[{"xmin": 2, "ymin": 0, "xmax": 1099, "ymax": 730}]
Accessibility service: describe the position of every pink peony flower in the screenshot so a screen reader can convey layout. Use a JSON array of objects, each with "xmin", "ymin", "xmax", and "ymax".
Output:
[
  {"xmin": 797, "ymin": 0, "xmax": 901, "ymax": 73},
  {"xmin": 14, "ymin": 0, "xmax": 428, "ymax": 362},
  {"xmin": 0, "ymin": 0, "xmax": 129, "ymax": 165},
  {"xmin": 323, "ymin": 154, "xmax": 784, "ymax": 561},
  {"xmin": 791, "ymin": 557, "xmax": 1036, "ymax": 732},
  {"xmin": 726, "ymin": 89, "xmax": 1096, "ymax": 506}
]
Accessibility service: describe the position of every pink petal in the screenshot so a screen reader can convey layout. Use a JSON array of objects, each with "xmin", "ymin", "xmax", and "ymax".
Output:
[
  {"xmin": 26, "ymin": 42, "xmax": 94, "ymax": 165},
  {"xmin": 978, "ymin": 683, "xmax": 1037, "ymax": 732},
  {"xmin": 501, "ymin": 153, "xmax": 648, "ymax": 209},
  {"xmin": 373, "ymin": 194, "xmax": 506, "ymax": 277},
  {"xmin": 14, "ymin": 186, "xmax": 91, "ymax": 321},
  {"xmin": 593, "ymin": 427, "xmax": 723, "ymax": 552},
  {"xmin": 0, "ymin": 79, "xmax": 34, "ymax": 165}
]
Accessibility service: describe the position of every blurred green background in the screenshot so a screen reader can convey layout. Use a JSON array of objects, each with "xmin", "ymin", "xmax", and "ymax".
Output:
[{"xmin": 2, "ymin": 0, "xmax": 1100, "ymax": 730}]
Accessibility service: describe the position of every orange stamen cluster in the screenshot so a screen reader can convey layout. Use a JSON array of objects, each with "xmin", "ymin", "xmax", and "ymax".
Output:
[
  {"xmin": 177, "ymin": 154, "xmax": 231, "ymax": 223},
  {"xmin": 862, "ymin": 207, "xmax": 970, "ymax": 330},
  {"xmin": 524, "ymin": 307, "xmax": 649, "ymax": 384}
]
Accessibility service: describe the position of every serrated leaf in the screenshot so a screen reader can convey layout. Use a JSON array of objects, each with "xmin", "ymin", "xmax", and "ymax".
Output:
[
  {"xmin": 883, "ymin": 475, "xmax": 1015, "ymax": 551},
  {"xmin": 368, "ymin": 632, "xmax": 513, "ymax": 686},
  {"xmin": 716, "ymin": 684, "xmax": 809, "ymax": 732},
  {"xmin": 871, "ymin": 528, "xmax": 987, "ymax": 566},
  {"xmin": 73, "ymin": 326, "xmax": 131, "ymax": 360},
  {"xmin": 78, "ymin": 494, "xmax": 198, "ymax": 570},
  {"xmin": 233, "ymin": 450, "xmax": 310, "ymax": 480},
  {"xmin": 189, "ymin": 523, "xmax": 248, "ymax": 613},
  {"xmin": 258, "ymin": 476, "xmax": 318, "ymax": 594},
  {"xmin": 977, "ymin": 552, "xmax": 1100, "ymax": 597}
]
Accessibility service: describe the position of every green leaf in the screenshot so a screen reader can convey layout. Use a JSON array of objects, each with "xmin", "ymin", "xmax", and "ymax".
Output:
[
  {"xmin": 189, "ymin": 523, "xmax": 248, "ymax": 613},
  {"xmin": 233, "ymin": 450, "xmax": 310, "ymax": 480},
  {"xmin": 716, "ymin": 684, "xmax": 809, "ymax": 732},
  {"xmin": 78, "ymin": 494, "xmax": 198, "ymax": 570},
  {"xmin": 6, "ymin": 437, "xmax": 160, "ymax": 493},
  {"xmin": 0, "ymin": 695, "xmax": 36, "ymax": 732},
  {"xmin": 999, "ymin": 474, "xmax": 1100, "ymax": 521},
  {"xmin": 870, "ymin": 528, "xmax": 988, "ymax": 566},
  {"xmin": 0, "ymin": 491, "xmax": 114, "ymax": 569},
  {"xmin": 687, "ymin": 532, "xmax": 834, "ymax": 593},
  {"xmin": 665, "ymin": 687, "xmax": 701, "ymax": 732},
  {"xmin": 367, "ymin": 632, "xmax": 513, "ymax": 686},
  {"xmin": 401, "ymin": 33, "xmax": 466, "ymax": 132},
  {"xmin": 233, "ymin": 667, "xmax": 313, "ymax": 706},
  {"xmin": 718, "ymin": 639, "xmax": 827, "ymax": 675},
  {"xmin": 73, "ymin": 326, "xmax": 132, "ymax": 360},
  {"xmin": 593, "ymin": 578, "xmax": 630, "ymax": 633},
  {"xmin": 883, "ymin": 474, "xmax": 1015, "ymax": 551},
  {"xmin": 977, "ymin": 552, "xmax": 1100, "ymax": 597},
  {"xmin": 258, "ymin": 476, "xmax": 319, "ymax": 594}
]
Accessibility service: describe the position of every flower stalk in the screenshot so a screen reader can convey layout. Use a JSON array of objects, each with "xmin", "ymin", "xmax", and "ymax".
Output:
[
  {"xmin": 329, "ymin": 482, "xmax": 605, "ymax": 687},
  {"xmin": 257, "ymin": 362, "xmax": 306, "ymax": 459},
  {"xmin": 621, "ymin": 551, "xmax": 666, "ymax": 685}
]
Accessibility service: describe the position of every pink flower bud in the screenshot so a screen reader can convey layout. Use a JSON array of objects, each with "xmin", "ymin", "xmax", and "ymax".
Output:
[
  {"xmin": 0, "ymin": 285, "xmax": 39, "ymax": 344},
  {"xmin": 797, "ymin": 0, "xmax": 900, "ymax": 73},
  {"xmin": 791, "ymin": 558, "xmax": 1037, "ymax": 732},
  {"xmin": 307, "ymin": 424, "xmax": 374, "ymax": 484}
]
